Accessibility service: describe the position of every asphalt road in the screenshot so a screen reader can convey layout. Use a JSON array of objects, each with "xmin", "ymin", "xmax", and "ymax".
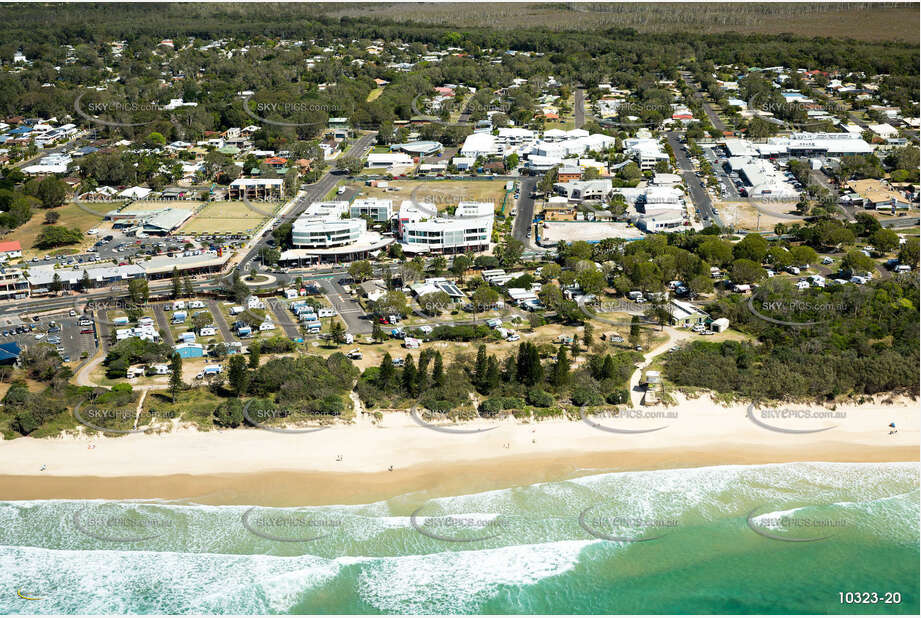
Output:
[
  {"xmin": 318, "ymin": 277, "xmax": 371, "ymax": 334},
  {"xmin": 574, "ymin": 88, "xmax": 586, "ymax": 129},
  {"xmin": 152, "ymin": 304, "xmax": 175, "ymax": 346},
  {"xmin": 266, "ymin": 298, "xmax": 301, "ymax": 340},
  {"xmin": 512, "ymin": 177, "xmax": 538, "ymax": 244},
  {"xmin": 665, "ymin": 131, "xmax": 722, "ymax": 227},
  {"xmin": 680, "ymin": 72, "xmax": 726, "ymax": 132}
]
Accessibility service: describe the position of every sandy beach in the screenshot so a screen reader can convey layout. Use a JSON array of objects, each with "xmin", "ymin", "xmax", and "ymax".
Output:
[{"xmin": 1, "ymin": 394, "xmax": 917, "ymax": 505}]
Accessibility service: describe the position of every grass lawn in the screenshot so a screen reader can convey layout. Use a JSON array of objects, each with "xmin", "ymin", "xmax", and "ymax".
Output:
[
  {"xmin": 10, "ymin": 202, "xmax": 105, "ymax": 258},
  {"xmin": 180, "ymin": 201, "xmax": 276, "ymax": 234},
  {"xmin": 366, "ymin": 87, "xmax": 384, "ymax": 102}
]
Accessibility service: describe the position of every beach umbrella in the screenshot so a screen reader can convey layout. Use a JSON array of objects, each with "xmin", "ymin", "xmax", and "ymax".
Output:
[{"xmin": 889, "ymin": 422, "xmax": 896, "ymax": 428}]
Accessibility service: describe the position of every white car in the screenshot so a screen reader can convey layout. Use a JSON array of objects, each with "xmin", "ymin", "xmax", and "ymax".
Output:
[
  {"xmin": 34, "ymin": 333, "xmax": 46, "ymax": 340},
  {"xmin": 506, "ymin": 333, "xmax": 520, "ymax": 342}
]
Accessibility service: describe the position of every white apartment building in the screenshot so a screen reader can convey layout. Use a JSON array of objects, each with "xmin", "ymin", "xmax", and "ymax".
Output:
[
  {"xmin": 623, "ymin": 138, "xmax": 669, "ymax": 170},
  {"xmin": 394, "ymin": 200, "xmax": 493, "ymax": 255},
  {"xmin": 350, "ymin": 198, "xmax": 393, "ymax": 222},
  {"xmin": 292, "ymin": 201, "xmax": 366, "ymax": 248}
]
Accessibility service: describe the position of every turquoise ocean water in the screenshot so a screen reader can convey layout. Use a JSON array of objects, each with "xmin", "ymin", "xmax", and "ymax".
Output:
[{"xmin": 1, "ymin": 462, "xmax": 918, "ymax": 614}]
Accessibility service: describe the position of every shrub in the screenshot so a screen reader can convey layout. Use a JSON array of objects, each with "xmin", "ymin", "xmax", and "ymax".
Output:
[
  {"xmin": 214, "ymin": 399, "xmax": 244, "ymax": 428},
  {"xmin": 571, "ymin": 386, "xmax": 604, "ymax": 407},
  {"xmin": 527, "ymin": 388, "xmax": 554, "ymax": 407}
]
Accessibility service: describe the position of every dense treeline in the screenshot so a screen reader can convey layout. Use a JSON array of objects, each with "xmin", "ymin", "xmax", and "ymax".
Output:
[
  {"xmin": 356, "ymin": 336, "xmax": 640, "ymax": 417},
  {"xmin": 0, "ymin": 4, "xmax": 916, "ymax": 130},
  {"xmin": 665, "ymin": 275, "xmax": 920, "ymax": 401}
]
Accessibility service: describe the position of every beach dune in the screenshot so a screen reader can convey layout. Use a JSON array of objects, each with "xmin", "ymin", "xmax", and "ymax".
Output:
[{"xmin": 1, "ymin": 394, "xmax": 917, "ymax": 505}]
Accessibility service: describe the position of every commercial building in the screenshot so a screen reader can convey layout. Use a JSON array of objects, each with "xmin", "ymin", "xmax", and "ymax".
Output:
[
  {"xmin": 292, "ymin": 201, "xmax": 364, "ymax": 248},
  {"xmin": 0, "ymin": 268, "xmax": 29, "ymax": 300},
  {"xmin": 228, "ymin": 178, "xmax": 284, "ymax": 200},
  {"xmin": 623, "ymin": 138, "xmax": 669, "ymax": 170},
  {"xmin": 391, "ymin": 141, "xmax": 443, "ymax": 156},
  {"xmin": 395, "ymin": 200, "xmax": 493, "ymax": 254},
  {"xmin": 556, "ymin": 179, "xmax": 612, "ymax": 202},
  {"xmin": 637, "ymin": 211, "xmax": 686, "ymax": 232},
  {"xmin": 350, "ymin": 198, "xmax": 393, "ymax": 222},
  {"xmin": 366, "ymin": 152, "xmax": 414, "ymax": 168},
  {"xmin": 282, "ymin": 200, "xmax": 393, "ymax": 265}
]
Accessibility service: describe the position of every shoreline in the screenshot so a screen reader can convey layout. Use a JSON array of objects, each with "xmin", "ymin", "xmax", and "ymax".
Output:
[
  {"xmin": 0, "ymin": 444, "xmax": 917, "ymax": 506},
  {"xmin": 1, "ymin": 394, "xmax": 917, "ymax": 505}
]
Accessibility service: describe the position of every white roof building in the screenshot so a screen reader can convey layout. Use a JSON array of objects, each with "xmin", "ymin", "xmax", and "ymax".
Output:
[
  {"xmin": 119, "ymin": 186, "xmax": 153, "ymax": 200},
  {"xmin": 459, "ymin": 132, "xmax": 499, "ymax": 158},
  {"xmin": 366, "ymin": 152, "xmax": 414, "ymax": 168},
  {"xmin": 292, "ymin": 201, "xmax": 365, "ymax": 248}
]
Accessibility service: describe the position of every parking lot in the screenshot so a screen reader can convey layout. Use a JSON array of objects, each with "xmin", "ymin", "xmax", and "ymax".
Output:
[
  {"xmin": 0, "ymin": 313, "xmax": 97, "ymax": 364},
  {"xmin": 22, "ymin": 230, "xmax": 249, "ymax": 269}
]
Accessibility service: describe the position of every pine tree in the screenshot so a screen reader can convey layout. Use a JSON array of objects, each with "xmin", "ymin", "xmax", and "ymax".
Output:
[
  {"xmin": 416, "ymin": 349, "xmax": 432, "ymax": 392},
  {"xmin": 570, "ymin": 339, "xmax": 581, "ymax": 359},
  {"xmin": 168, "ymin": 352, "xmax": 183, "ymax": 403},
  {"xmin": 484, "ymin": 356, "xmax": 500, "ymax": 393},
  {"xmin": 502, "ymin": 354, "xmax": 516, "ymax": 383},
  {"xmin": 182, "ymin": 276, "xmax": 194, "ymax": 298},
  {"xmin": 527, "ymin": 344, "xmax": 543, "ymax": 386},
  {"xmin": 601, "ymin": 354, "xmax": 616, "ymax": 380},
  {"xmin": 516, "ymin": 343, "xmax": 529, "ymax": 384},
  {"xmin": 228, "ymin": 355, "xmax": 248, "ymax": 397},
  {"xmin": 432, "ymin": 352, "xmax": 445, "ymax": 386},
  {"xmin": 171, "ymin": 267, "xmax": 181, "ymax": 299},
  {"xmin": 583, "ymin": 322, "xmax": 594, "ymax": 347},
  {"xmin": 550, "ymin": 346, "xmax": 570, "ymax": 388},
  {"xmin": 474, "ymin": 344, "xmax": 488, "ymax": 387},
  {"xmin": 379, "ymin": 352, "xmax": 395, "ymax": 388},
  {"xmin": 372, "ymin": 322, "xmax": 385, "ymax": 343},
  {"xmin": 630, "ymin": 315, "xmax": 641, "ymax": 344},
  {"xmin": 248, "ymin": 343, "xmax": 260, "ymax": 369},
  {"xmin": 402, "ymin": 354, "xmax": 417, "ymax": 396}
]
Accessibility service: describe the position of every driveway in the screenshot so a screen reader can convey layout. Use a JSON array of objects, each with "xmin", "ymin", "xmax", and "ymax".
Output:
[
  {"xmin": 320, "ymin": 278, "xmax": 371, "ymax": 334},
  {"xmin": 152, "ymin": 304, "xmax": 175, "ymax": 346},
  {"xmin": 628, "ymin": 327, "xmax": 694, "ymax": 408},
  {"xmin": 207, "ymin": 299, "xmax": 237, "ymax": 343}
]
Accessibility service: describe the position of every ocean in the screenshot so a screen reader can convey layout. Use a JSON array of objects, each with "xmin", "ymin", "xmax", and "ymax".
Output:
[{"xmin": 2, "ymin": 462, "xmax": 918, "ymax": 614}]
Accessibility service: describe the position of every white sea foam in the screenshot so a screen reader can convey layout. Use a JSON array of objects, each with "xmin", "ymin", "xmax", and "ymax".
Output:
[{"xmin": 355, "ymin": 539, "xmax": 595, "ymax": 614}]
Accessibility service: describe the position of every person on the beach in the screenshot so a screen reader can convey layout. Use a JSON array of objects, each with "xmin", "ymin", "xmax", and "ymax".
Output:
[{"xmin": 40, "ymin": 464, "xmax": 46, "ymax": 471}]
